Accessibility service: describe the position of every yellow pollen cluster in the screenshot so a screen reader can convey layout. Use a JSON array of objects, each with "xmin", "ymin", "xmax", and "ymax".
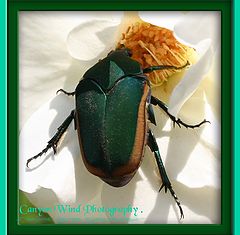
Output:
[{"xmin": 118, "ymin": 22, "xmax": 194, "ymax": 86}]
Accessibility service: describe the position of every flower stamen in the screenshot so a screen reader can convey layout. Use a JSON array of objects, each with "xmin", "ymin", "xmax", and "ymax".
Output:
[{"xmin": 118, "ymin": 21, "xmax": 195, "ymax": 86}]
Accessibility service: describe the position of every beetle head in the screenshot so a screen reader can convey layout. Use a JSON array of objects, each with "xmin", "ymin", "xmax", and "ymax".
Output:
[{"xmin": 108, "ymin": 47, "xmax": 132, "ymax": 57}]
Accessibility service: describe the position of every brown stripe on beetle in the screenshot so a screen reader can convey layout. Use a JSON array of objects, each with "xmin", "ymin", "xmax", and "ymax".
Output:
[{"xmin": 111, "ymin": 83, "xmax": 150, "ymax": 177}]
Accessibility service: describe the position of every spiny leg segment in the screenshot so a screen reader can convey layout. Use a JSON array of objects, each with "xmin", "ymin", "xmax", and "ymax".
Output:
[
  {"xmin": 150, "ymin": 96, "xmax": 210, "ymax": 128},
  {"xmin": 26, "ymin": 110, "xmax": 75, "ymax": 167},
  {"xmin": 143, "ymin": 61, "xmax": 209, "ymax": 128},
  {"xmin": 148, "ymin": 129, "xmax": 184, "ymax": 219}
]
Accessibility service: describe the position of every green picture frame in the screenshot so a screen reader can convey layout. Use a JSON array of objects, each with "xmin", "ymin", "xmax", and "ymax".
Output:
[
  {"xmin": 1, "ymin": 0, "xmax": 6, "ymax": 234},
  {"xmin": 7, "ymin": 0, "xmax": 232, "ymax": 234}
]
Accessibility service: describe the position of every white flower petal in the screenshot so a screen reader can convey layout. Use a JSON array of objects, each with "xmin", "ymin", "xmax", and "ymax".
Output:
[
  {"xmin": 67, "ymin": 14, "xmax": 123, "ymax": 61},
  {"xmin": 168, "ymin": 11, "xmax": 220, "ymax": 116},
  {"xmin": 173, "ymin": 11, "xmax": 220, "ymax": 49},
  {"xmin": 168, "ymin": 39, "xmax": 213, "ymax": 116},
  {"xmin": 139, "ymin": 11, "xmax": 184, "ymax": 30},
  {"xmin": 19, "ymin": 11, "xmax": 90, "ymax": 130}
]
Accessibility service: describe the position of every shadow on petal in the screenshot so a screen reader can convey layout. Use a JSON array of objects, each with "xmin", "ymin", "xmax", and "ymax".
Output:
[
  {"xmin": 145, "ymin": 181, "xmax": 220, "ymax": 224},
  {"xmin": 100, "ymin": 172, "xmax": 141, "ymax": 224}
]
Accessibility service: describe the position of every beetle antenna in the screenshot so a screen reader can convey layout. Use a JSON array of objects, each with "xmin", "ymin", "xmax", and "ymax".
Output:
[{"xmin": 143, "ymin": 61, "xmax": 189, "ymax": 73}]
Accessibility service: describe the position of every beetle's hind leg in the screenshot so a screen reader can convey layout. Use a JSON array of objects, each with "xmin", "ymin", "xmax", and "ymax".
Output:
[
  {"xmin": 150, "ymin": 96, "xmax": 210, "ymax": 129},
  {"xmin": 56, "ymin": 89, "xmax": 75, "ymax": 96},
  {"xmin": 26, "ymin": 110, "xmax": 75, "ymax": 167},
  {"xmin": 148, "ymin": 129, "xmax": 184, "ymax": 220}
]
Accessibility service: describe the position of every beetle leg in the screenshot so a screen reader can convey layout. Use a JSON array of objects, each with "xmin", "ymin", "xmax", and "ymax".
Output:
[
  {"xmin": 143, "ymin": 61, "xmax": 189, "ymax": 73},
  {"xmin": 26, "ymin": 110, "xmax": 75, "ymax": 167},
  {"xmin": 56, "ymin": 89, "xmax": 75, "ymax": 96},
  {"xmin": 150, "ymin": 96, "xmax": 210, "ymax": 129},
  {"xmin": 148, "ymin": 129, "xmax": 184, "ymax": 220},
  {"xmin": 147, "ymin": 103, "xmax": 157, "ymax": 125}
]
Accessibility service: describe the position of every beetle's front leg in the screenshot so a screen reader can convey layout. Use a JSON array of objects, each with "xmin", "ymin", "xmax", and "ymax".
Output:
[
  {"xmin": 148, "ymin": 129, "xmax": 184, "ymax": 220},
  {"xmin": 150, "ymin": 96, "xmax": 210, "ymax": 129},
  {"xmin": 56, "ymin": 89, "xmax": 75, "ymax": 96},
  {"xmin": 26, "ymin": 110, "xmax": 75, "ymax": 167}
]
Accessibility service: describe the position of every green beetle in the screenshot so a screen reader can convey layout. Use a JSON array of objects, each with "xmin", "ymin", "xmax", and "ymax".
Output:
[{"xmin": 26, "ymin": 48, "xmax": 209, "ymax": 219}]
